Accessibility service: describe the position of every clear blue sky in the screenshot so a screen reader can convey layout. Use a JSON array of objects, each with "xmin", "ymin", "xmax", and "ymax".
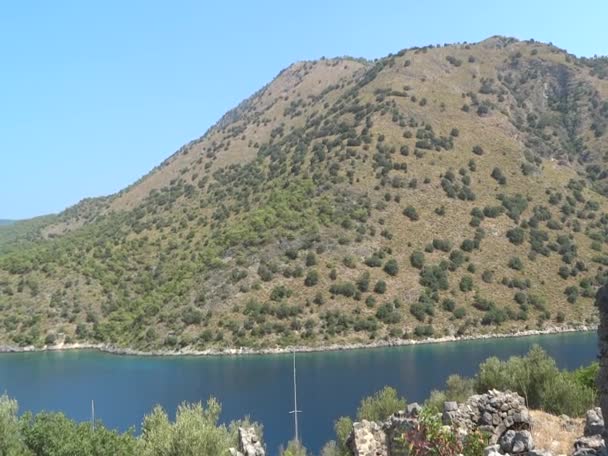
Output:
[{"xmin": 1, "ymin": 1, "xmax": 606, "ymax": 219}]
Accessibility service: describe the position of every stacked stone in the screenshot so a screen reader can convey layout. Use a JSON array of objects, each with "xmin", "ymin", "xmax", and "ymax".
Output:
[
  {"xmin": 571, "ymin": 407, "xmax": 606, "ymax": 456},
  {"xmin": 382, "ymin": 405, "xmax": 421, "ymax": 456},
  {"xmin": 347, "ymin": 404, "xmax": 421, "ymax": 456},
  {"xmin": 229, "ymin": 427, "xmax": 265, "ymax": 456},
  {"xmin": 443, "ymin": 389, "xmax": 531, "ymax": 445},
  {"xmin": 347, "ymin": 420, "xmax": 389, "ymax": 456}
]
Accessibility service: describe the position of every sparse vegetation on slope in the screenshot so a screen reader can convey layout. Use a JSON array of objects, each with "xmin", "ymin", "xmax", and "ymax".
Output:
[{"xmin": 1, "ymin": 37, "xmax": 608, "ymax": 351}]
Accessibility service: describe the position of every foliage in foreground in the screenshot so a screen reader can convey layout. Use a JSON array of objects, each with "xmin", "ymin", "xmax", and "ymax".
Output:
[
  {"xmin": 426, "ymin": 345, "xmax": 598, "ymax": 417},
  {"xmin": 323, "ymin": 346, "xmax": 598, "ymax": 455},
  {"xmin": 404, "ymin": 408, "xmax": 488, "ymax": 456},
  {"xmin": 0, "ymin": 395, "xmax": 260, "ymax": 456}
]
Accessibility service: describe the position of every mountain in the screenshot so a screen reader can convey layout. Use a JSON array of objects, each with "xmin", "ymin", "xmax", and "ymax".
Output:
[
  {"xmin": 1, "ymin": 36, "xmax": 608, "ymax": 351},
  {"xmin": 0, "ymin": 220, "xmax": 14, "ymax": 226}
]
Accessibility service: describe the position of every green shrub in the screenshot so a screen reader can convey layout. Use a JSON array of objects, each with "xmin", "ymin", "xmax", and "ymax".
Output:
[
  {"xmin": 356, "ymin": 387, "xmax": 406, "ymax": 422},
  {"xmin": 356, "ymin": 272, "xmax": 370, "ymax": 292},
  {"xmin": 414, "ymin": 325, "xmax": 434, "ymax": 337},
  {"xmin": 410, "ymin": 251, "xmax": 425, "ymax": 269},
  {"xmin": 403, "ymin": 206, "xmax": 419, "ymax": 221},
  {"xmin": 305, "ymin": 252, "xmax": 317, "ymax": 266},
  {"xmin": 481, "ymin": 270, "xmax": 494, "ymax": 283},
  {"xmin": 270, "ymin": 285, "xmax": 293, "ymax": 301},
  {"xmin": 442, "ymin": 298, "xmax": 456, "ymax": 312},
  {"xmin": 508, "ymin": 257, "xmax": 523, "ymax": 270},
  {"xmin": 0, "ymin": 394, "xmax": 29, "ymax": 455},
  {"xmin": 506, "ymin": 227, "xmax": 525, "ymax": 245},
  {"xmin": 329, "ymin": 282, "xmax": 356, "ymax": 297},
  {"xmin": 419, "ymin": 265, "xmax": 449, "ymax": 291},
  {"xmin": 474, "ymin": 345, "xmax": 595, "ymax": 415},
  {"xmin": 432, "ymin": 239, "xmax": 452, "ymax": 252},
  {"xmin": 453, "ymin": 307, "xmax": 466, "ymax": 319},
  {"xmin": 491, "ymin": 167, "xmax": 507, "ymax": 185},
  {"xmin": 459, "ymin": 275, "xmax": 474, "ymax": 292},
  {"xmin": 304, "ymin": 270, "xmax": 319, "ymax": 287},
  {"xmin": 281, "ymin": 440, "xmax": 308, "ymax": 456},
  {"xmin": 374, "ymin": 280, "xmax": 387, "ymax": 294},
  {"xmin": 383, "ymin": 259, "xmax": 399, "ymax": 276}
]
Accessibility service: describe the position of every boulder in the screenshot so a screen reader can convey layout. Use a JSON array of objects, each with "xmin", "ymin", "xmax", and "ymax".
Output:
[
  {"xmin": 406, "ymin": 402, "xmax": 422, "ymax": 418},
  {"xmin": 483, "ymin": 444, "xmax": 502, "ymax": 456},
  {"xmin": 237, "ymin": 427, "xmax": 265, "ymax": 456},
  {"xmin": 572, "ymin": 434, "xmax": 607, "ymax": 456},
  {"xmin": 382, "ymin": 411, "xmax": 417, "ymax": 456},
  {"xmin": 499, "ymin": 429, "xmax": 534, "ymax": 454},
  {"xmin": 596, "ymin": 284, "xmax": 608, "ymax": 441},
  {"xmin": 347, "ymin": 420, "xmax": 388, "ymax": 456},
  {"xmin": 586, "ymin": 408, "xmax": 605, "ymax": 437}
]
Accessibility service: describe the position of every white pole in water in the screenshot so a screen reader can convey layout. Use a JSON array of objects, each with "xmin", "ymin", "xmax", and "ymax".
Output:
[
  {"xmin": 289, "ymin": 349, "xmax": 301, "ymax": 444},
  {"xmin": 91, "ymin": 400, "xmax": 95, "ymax": 431}
]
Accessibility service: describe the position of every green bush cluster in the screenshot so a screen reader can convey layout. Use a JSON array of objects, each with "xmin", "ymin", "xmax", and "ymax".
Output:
[
  {"xmin": 427, "ymin": 345, "xmax": 597, "ymax": 417},
  {"xmin": 0, "ymin": 395, "xmax": 261, "ymax": 456}
]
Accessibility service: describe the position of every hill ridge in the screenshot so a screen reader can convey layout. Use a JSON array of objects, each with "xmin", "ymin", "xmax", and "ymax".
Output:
[{"xmin": 1, "ymin": 36, "xmax": 608, "ymax": 351}]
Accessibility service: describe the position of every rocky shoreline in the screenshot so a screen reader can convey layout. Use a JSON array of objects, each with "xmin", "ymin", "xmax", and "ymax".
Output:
[{"xmin": 0, "ymin": 324, "xmax": 595, "ymax": 358}]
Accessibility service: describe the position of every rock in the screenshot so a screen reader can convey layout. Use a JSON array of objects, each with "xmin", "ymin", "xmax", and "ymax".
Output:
[
  {"xmin": 444, "ymin": 390, "xmax": 530, "ymax": 444},
  {"xmin": 499, "ymin": 429, "xmax": 534, "ymax": 454},
  {"xmin": 229, "ymin": 449, "xmax": 244, "ymax": 456},
  {"xmin": 444, "ymin": 401, "xmax": 459, "ymax": 412},
  {"xmin": 237, "ymin": 427, "xmax": 265, "ymax": 456},
  {"xmin": 406, "ymin": 402, "xmax": 422, "ymax": 417},
  {"xmin": 572, "ymin": 435, "xmax": 607, "ymax": 456},
  {"xmin": 527, "ymin": 450, "xmax": 554, "ymax": 456},
  {"xmin": 347, "ymin": 420, "xmax": 388, "ymax": 456},
  {"xmin": 586, "ymin": 408, "xmax": 605, "ymax": 437},
  {"xmin": 596, "ymin": 284, "xmax": 608, "ymax": 441},
  {"xmin": 483, "ymin": 444, "xmax": 502, "ymax": 456}
]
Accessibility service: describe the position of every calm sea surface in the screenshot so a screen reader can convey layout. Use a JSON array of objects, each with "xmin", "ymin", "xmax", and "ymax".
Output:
[{"xmin": 0, "ymin": 331, "xmax": 597, "ymax": 454}]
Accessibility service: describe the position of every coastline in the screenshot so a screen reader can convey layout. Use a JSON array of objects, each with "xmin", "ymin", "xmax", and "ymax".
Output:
[{"xmin": 0, "ymin": 324, "xmax": 596, "ymax": 358}]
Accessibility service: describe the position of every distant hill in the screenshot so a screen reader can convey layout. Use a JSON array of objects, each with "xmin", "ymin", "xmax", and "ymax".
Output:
[
  {"xmin": 0, "ymin": 220, "xmax": 14, "ymax": 226},
  {"xmin": 1, "ymin": 36, "xmax": 608, "ymax": 351}
]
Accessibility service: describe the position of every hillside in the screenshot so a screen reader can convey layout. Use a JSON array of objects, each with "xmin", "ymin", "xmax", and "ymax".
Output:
[{"xmin": 1, "ymin": 36, "xmax": 608, "ymax": 351}]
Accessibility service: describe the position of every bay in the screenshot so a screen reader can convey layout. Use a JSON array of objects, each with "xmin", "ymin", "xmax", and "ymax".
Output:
[{"xmin": 0, "ymin": 331, "xmax": 597, "ymax": 454}]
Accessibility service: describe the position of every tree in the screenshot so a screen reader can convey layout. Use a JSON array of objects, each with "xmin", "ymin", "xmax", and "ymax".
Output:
[
  {"xmin": 22, "ymin": 411, "xmax": 138, "ymax": 456},
  {"xmin": 140, "ymin": 399, "xmax": 234, "ymax": 456},
  {"xmin": 0, "ymin": 395, "xmax": 29, "ymax": 456},
  {"xmin": 357, "ymin": 387, "xmax": 406, "ymax": 421},
  {"xmin": 476, "ymin": 345, "xmax": 557, "ymax": 409},
  {"xmin": 281, "ymin": 440, "xmax": 309, "ymax": 456}
]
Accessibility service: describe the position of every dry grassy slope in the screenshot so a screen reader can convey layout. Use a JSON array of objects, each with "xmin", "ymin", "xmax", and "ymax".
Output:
[
  {"xmin": 1, "ymin": 36, "xmax": 608, "ymax": 350},
  {"xmin": 107, "ymin": 59, "xmax": 369, "ymax": 212}
]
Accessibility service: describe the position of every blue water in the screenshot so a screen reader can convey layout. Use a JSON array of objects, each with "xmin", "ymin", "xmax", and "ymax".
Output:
[{"xmin": 0, "ymin": 332, "xmax": 597, "ymax": 455}]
